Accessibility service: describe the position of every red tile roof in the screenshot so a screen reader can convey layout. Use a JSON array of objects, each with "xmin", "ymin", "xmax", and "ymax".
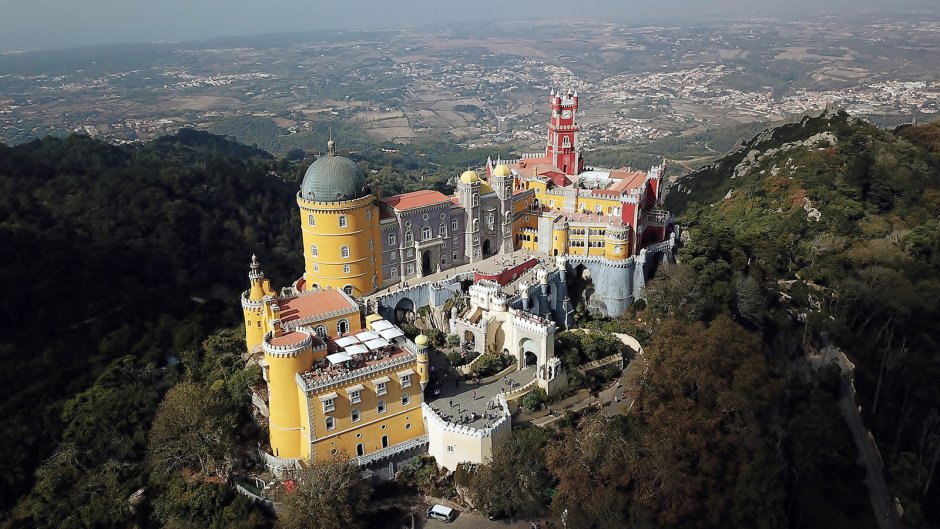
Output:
[
  {"xmin": 278, "ymin": 289, "xmax": 358, "ymax": 325},
  {"xmin": 381, "ymin": 190, "xmax": 452, "ymax": 211}
]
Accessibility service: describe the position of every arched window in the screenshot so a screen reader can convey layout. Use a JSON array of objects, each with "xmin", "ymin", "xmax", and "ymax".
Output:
[
  {"xmin": 308, "ymin": 214, "xmax": 315, "ymax": 226},
  {"xmin": 337, "ymin": 318, "xmax": 350, "ymax": 334},
  {"xmin": 422, "ymin": 226, "xmax": 431, "ymax": 240},
  {"xmin": 390, "ymin": 268, "xmax": 398, "ymax": 277},
  {"xmin": 505, "ymin": 211, "xmax": 511, "ymax": 223},
  {"xmin": 310, "ymin": 244, "xmax": 318, "ymax": 257},
  {"xmin": 314, "ymin": 325, "xmax": 327, "ymax": 340},
  {"xmin": 372, "ymin": 275, "xmax": 377, "ymax": 288},
  {"xmin": 338, "ymin": 215, "xmax": 348, "ymax": 228},
  {"xmin": 440, "ymin": 223, "xmax": 446, "ymax": 236},
  {"xmin": 404, "ymin": 231, "xmax": 413, "ymax": 244},
  {"xmin": 472, "ymin": 219, "xmax": 479, "ymax": 232},
  {"xmin": 472, "ymin": 194, "xmax": 479, "ymax": 206},
  {"xmin": 388, "ymin": 233, "xmax": 396, "ymax": 246},
  {"xmin": 341, "ymin": 246, "xmax": 350, "ymax": 258},
  {"xmin": 452, "ymin": 218, "xmax": 458, "ymax": 231}
]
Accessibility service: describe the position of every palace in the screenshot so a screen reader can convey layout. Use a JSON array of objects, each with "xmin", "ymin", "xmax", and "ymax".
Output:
[{"xmin": 242, "ymin": 90, "xmax": 676, "ymax": 473}]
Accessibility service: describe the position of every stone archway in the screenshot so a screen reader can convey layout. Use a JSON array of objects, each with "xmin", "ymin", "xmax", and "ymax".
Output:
[
  {"xmin": 524, "ymin": 351, "xmax": 537, "ymax": 367},
  {"xmin": 421, "ymin": 250, "xmax": 432, "ymax": 276},
  {"xmin": 519, "ymin": 338, "xmax": 538, "ymax": 369},
  {"xmin": 482, "ymin": 239, "xmax": 492, "ymax": 256},
  {"xmin": 394, "ymin": 297, "xmax": 416, "ymax": 324}
]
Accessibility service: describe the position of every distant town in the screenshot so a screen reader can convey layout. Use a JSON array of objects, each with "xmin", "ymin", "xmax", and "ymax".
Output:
[{"xmin": 1, "ymin": 16, "xmax": 939, "ymax": 158}]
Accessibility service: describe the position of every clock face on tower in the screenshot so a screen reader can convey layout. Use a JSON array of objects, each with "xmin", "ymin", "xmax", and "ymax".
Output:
[{"xmin": 561, "ymin": 110, "xmax": 572, "ymax": 119}]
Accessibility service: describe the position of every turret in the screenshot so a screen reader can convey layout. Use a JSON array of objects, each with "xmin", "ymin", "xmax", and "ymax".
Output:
[
  {"xmin": 555, "ymin": 254, "xmax": 568, "ymax": 281},
  {"xmin": 243, "ymin": 254, "xmax": 275, "ymax": 353},
  {"xmin": 415, "ymin": 334, "xmax": 430, "ymax": 390},
  {"xmin": 537, "ymin": 267, "xmax": 549, "ymax": 296},
  {"xmin": 518, "ymin": 281, "xmax": 530, "ymax": 311}
]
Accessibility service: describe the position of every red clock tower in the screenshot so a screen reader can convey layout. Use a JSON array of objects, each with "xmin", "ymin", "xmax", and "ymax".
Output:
[{"xmin": 545, "ymin": 88, "xmax": 583, "ymax": 176}]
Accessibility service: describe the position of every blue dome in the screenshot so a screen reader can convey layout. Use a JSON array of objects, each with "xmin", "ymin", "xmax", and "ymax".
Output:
[{"xmin": 300, "ymin": 141, "xmax": 370, "ymax": 202}]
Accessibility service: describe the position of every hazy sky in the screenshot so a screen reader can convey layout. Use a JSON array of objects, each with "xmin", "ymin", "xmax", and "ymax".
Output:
[{"xmin": 0, "ymin": 0, "xmax": 933, "ymax": 52}]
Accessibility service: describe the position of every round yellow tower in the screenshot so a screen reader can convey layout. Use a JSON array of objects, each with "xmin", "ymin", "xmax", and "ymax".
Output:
[
  {"xmin": 263, "ymin": 326, "xmax": 315, "ymax": 459},
  {"xmin": 415, "ymin": 334, "xmax": 430, "ymax": 390},
  {"xmin": 605, "ymin": 225, "xmax": 630, "ymax": 261},
  {"xmin": 242, "ymin": 254, "xmax": 275, "ymax": 352},
  {"xmin": 297, "ymin": 140, "xmax": 382, "ymax": 296}
]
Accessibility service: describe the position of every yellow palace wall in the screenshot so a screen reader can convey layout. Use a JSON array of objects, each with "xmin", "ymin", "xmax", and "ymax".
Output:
[{"xmin": 302, "ymin": 372, "xmax": 426, "ymax": 461}]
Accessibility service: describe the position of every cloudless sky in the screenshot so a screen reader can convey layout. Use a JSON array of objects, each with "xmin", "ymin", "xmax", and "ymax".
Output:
[{"xmin": 0, "ymin": 0, "xmax": 934, "ymax": 52}]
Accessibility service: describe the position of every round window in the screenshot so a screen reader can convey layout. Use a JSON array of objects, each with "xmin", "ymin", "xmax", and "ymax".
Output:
[
  {"xmin": 422, "ymin": 213, "xmax": 429, "ymax": 220},
  {"xmin": 356, "ymin": 433, "xmax": 362, "ymax": 439},
  {"xmin": 405, "ymin": 423, "xmax": 412, "ymax": 430}
]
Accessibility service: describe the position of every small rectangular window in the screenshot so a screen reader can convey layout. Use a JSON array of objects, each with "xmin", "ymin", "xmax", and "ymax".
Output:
[
  {"xmin": 341, "ymin": 246, "xmax": 350, "ymax": 258},
  {"xmin": 349, "ymin": 390, "xmax": 361, "ymax": 404},
  {"xmin": 351, "ymin": 408, "xmax": 361, "ymax": 422},
  {"xmin": 401, "ymin": 394, "xmax": 410, "ymax": 406},
  {"xmin": 377, "ymin": 400, "xmax": 386, "ymax": 414},
  {"xmin": 308, "ymin": 214, "xmax": 315, "ymax": 226},
  {"xmin": 344, "ymin": 265, "xmax": 350, "ymax": 274},
  {"xmin": 375, "ymin": 382, "xmax": 387, "ymax": 396},
  {"xmin": 339, "ymin": 216, "xmax": 348, "ymax": 228},
  {"xmin": 325, "ymin": 416, "xmax": 335, "ymax": 431},
  {"xmin": 401, "ymin": 374, "xmax": 411, "ymax": 388}
]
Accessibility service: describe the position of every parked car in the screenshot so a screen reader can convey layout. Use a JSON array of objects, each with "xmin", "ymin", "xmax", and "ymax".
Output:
[{"xmin": 427, "ymin": 504, "xmax": 457, "ymax": 523}]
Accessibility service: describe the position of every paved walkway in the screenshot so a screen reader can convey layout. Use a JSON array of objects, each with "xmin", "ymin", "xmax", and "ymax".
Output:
[{"xmin": 426, "ymin": 348, "xmax": 536, "ymax": 428}]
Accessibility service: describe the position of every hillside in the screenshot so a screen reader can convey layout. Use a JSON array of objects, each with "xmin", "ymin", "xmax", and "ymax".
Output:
[
  {"xmin": 664, "ymin": 113, "xmax": 940, "ymax": 527},
  {"xmin": 0, "ymin": 130, "xmax": 298, "ymax": 524}
]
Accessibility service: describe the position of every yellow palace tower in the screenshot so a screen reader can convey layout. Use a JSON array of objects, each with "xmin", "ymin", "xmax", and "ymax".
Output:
[{"xmin": 297, "ymin": 139, "xmax": 383, "ymax": 296}]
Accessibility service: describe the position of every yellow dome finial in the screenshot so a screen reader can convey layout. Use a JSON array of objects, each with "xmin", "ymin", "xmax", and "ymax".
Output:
[
  {"xmin": 492, "ymin": 164, "xmax": 512, "ymax": 177},
  {"xmin": 460, "ymin": 170, "xmax": 480, "ymax": 184}
]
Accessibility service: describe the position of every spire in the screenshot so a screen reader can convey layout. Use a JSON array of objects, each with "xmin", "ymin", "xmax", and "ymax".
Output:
[{"xmin": 251, "ymin": 254, "xmax": 259, "ymax": 269}]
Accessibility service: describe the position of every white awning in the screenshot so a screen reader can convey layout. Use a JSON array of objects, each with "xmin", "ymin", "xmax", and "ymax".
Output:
[
  {"xmin": 318, "ymin": 392, "xmax": 338, "ymax": 401},
  {"xmin": 370, "ymin": 319, "xmax": 394, "ymax": 331},
  {"xmin": 327, "ymin": 353, "xmax": 352, "ymax": 364},
  {"xmin": 355, "ymin": 330, "xmax": 380, "ymax": 342},
  {"xmin": 365, "ymin": 338, "xmax": 391, "ymax": 350},
  {"xmin": 345, "ymin": 344, "xmax": 370, "ymax": 355},
  {"xmin": 345, "ymin": 384, "xmax": 364, "ymax": 393},
  {"xmin": 379, "ymin": 328, "xmax": 405, "ymax": 340},
  {"xmin": 334, "ymin": 336, "xmax": 360, "ymax": 347},
  {"xmin": 372, "ymin": 376, "xmax": 390, "ymax": 384},
  {"xmin": 397, "ymin": 369, "xmax": 415, "ymax": 379}
]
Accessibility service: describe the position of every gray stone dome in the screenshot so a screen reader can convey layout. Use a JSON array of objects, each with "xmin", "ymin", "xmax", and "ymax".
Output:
[{"xmin": 299, "ymin": 141, "xmax": 370, "ymax": 202}]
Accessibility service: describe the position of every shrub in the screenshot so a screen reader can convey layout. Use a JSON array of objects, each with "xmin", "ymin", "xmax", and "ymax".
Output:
[
  {"xmin": 520, "ymin": 388, "xmax": 548, "ymax": 413},
  {"xmin": 447, "ymin": 334, "xmax": 461, "ymax": 347}
]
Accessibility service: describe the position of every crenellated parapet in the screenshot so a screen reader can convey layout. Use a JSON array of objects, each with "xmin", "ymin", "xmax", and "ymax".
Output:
[
  {"xmin": 262, "ymin": 328, "xmax": 314, "ymax": 359},
  {"xmin": 567, "ymin": 254, "xmax": 637, "ymax": 269},
  {"xmin": 296, "ymin": 350, "xmax": 416, "ymax": 394},
  {"xmin": 512, "ymin": 312, "xmax": 556, "ymax": 336}
]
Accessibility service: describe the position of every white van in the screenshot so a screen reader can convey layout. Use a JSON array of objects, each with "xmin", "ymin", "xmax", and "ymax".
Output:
[{"xmin": 427, "ymin": 504, "xmax": 457, "ymax": 523}]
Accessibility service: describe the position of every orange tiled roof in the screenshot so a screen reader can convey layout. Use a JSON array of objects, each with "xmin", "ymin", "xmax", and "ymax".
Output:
[
  {"xmin": 381, "ymin": 190, "xmax": 452, "ymax": 211},
  {"xmin": 278, "ymin": 289, "xmax": 358, "ymax": 325},
  {"xmin": 608, "ymin": 171, "xmax": 647, "ymax": 193}
]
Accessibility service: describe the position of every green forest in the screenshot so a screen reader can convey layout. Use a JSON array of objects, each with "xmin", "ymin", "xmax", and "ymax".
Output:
[{"xmin": 1, "ymin": 113, "xmax": 938, "ymax": 528}]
